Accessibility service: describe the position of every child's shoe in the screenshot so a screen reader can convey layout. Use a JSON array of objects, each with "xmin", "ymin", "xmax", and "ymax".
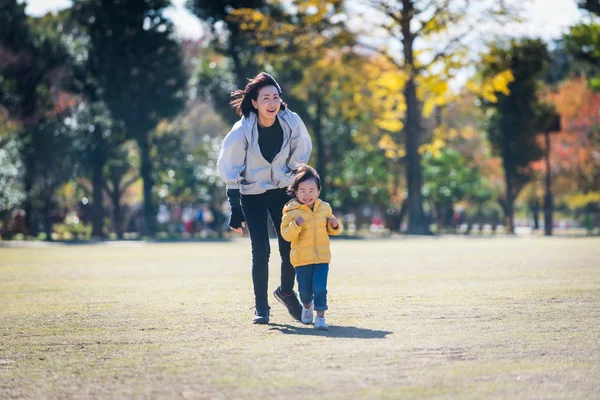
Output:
[
  {"xmin": 314, "ymin": 316, "xmax": 328, "ymax": 330},
  {"xmin": 301, "ymin": 303, "xmax": 314, "ymax": 324}
]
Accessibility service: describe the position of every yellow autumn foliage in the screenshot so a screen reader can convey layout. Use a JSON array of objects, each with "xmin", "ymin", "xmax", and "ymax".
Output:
[
  {"xmin": 467, "ymin": 69, "xmax": 514, "ymax": 103},
  {"xmin": 563, "ymin": 192, "xmax": 600, "ymax": 209}
]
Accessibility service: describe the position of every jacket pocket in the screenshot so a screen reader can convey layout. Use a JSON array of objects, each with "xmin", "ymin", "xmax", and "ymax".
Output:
[
  {"xmin": 272, "ymin": 168, "xmax": 294, "ymax": 187},
  {"xmin": 240, "ymin": 181, "xmax": 258, "ymax": 194}
]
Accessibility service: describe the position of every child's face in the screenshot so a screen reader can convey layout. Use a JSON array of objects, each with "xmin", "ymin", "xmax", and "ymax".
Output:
[{"xmin": 296, "ymin": 179, "xmax": 320, "ymax": 207}]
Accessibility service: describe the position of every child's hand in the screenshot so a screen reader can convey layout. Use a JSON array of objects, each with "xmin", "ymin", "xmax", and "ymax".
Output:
[
  {"xmin": 329, "ymin": 216, "xmax": 339, "ymax": 229},
  {"xmin": 295, "ymin": 216, "xmax": 304, "ymax": 226}
]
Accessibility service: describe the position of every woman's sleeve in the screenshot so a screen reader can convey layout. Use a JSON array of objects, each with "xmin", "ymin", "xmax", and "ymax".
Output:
[
  {"xmin": 217, "ymin": 124, "xmax": 247, "ymax": 189},
  {"xmin": 287, "ymin": 114, "xmax": 313, "ymax": 170}
]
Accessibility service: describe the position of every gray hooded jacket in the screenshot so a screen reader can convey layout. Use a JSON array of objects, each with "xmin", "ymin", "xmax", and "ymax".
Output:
[{"xmin": 217, "ymin": 108, "xmax": 312, "ymax": 195}]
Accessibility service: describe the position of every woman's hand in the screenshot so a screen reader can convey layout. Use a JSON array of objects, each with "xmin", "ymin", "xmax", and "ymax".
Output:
[
  {"xmin": 230, "ymin": 222, "xmax": 246, "ymax": 235},
  {"xmin": 229, "ymin": 206, "xmax": 246, "ymax": 235}
]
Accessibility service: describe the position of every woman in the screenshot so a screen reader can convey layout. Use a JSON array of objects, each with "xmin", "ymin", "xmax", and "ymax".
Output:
[{"xmin": 217, "ymin": 72, "xmax": 313, "ymax": 324}]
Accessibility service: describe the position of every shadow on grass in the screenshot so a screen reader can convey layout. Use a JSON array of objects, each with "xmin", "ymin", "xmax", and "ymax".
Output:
[{"xmin": 268, "ymin": 323, "xmax": 392, "ymax": 338}]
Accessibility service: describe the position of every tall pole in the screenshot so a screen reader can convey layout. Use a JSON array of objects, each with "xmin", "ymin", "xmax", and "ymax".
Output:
[{"xmin": 543, "ymin": 130, "xmax": 553, "ymax": 236}]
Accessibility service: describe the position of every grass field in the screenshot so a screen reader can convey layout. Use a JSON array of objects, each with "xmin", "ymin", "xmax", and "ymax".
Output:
[{"xmin": 1, "ymin": 236, "xmax": 599, "ymax": 399}]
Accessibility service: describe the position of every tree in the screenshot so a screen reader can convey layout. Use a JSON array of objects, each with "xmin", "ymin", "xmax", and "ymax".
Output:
[
  {"xmin": 478, "ymin": 38, "xmax": 554, "ymax": 234},
  {"xmin": 186, "ymin": 0, "xmax": 268, "ymax": 90},
  {"xmin": 536, "ymin": 77, "xmax": 600, "ymax": 221},
  {"xmin": 72, "ymin": 0, "xmax": 188, "ymax": 236},
  {"xmin": 578, "ymin": 0, "xmax": 600, "ymax": 16},
  {"xmin": 419, "ymin": 93, "xmax": 503, "ymax": 232},
  {"xmin": 0, "ymin": 135, "xmax": 24, "ymax": 215},
  {"xmin": 104, "ymin": 141, "xmax": 139, "ymax": 239},
  {"xmin": 545, "ymin": 39, "xmax": 595, "ymax": 87},
  {"xmin": 359, "ymin": 0, "xmax": 520, "ymax": 235},
  {"xmin": 229, "ymin": 0, "xmax": 356, "ymax": 186},
  {"xmin": 1, "ymin": 2, "xmax": 75, "ymax": 237},
  {"xmin": 565, "ymin": 0, "xmax": 600, "ymax": 91},
  {"xmin": 68, "ymin": 100, "xmax": 128, "ymax": 238},
  {"xmin": 422, "ymin": 148, "xmax": 489, "ymax": 231}
]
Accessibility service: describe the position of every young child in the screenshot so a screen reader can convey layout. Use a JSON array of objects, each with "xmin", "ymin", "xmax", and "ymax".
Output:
[{"xmin": 280, "ymin": 164, "xmax": 341, "ymax": 330}]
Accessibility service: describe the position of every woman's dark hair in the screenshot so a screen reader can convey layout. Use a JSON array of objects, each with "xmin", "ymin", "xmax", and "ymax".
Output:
[
  {"xmin": 287, "ymin": 164, "xmax": 321, "ymax": 196},
  {"xmin": 230, "ymin": 72, "xmax": 288, "ymax": 117}
]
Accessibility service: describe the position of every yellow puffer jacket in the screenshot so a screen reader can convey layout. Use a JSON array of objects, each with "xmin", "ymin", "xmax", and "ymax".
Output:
[{"xmin": 281, "ymin": 198, "xmax": 341, "ymax": 267}]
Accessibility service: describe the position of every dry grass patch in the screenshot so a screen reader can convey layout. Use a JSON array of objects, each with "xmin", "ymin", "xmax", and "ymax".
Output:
[{"xmin": 1, "ymin": 237, "xmax": 599, "ymax": 399}]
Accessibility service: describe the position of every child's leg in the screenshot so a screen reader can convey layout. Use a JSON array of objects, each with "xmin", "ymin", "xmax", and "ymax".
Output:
[
  {"xmin": 312, "ymin": 263, "xmax": 329, "ymax": 317},
  {"xmin": 295, "ymin": 266, "xmax": 313, "ymax": 308}
]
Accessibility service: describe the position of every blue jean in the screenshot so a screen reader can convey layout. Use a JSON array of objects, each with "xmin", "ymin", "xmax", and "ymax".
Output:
[{"xmin": 295, "ymin": 263, "xmax": 329, "ymax": 311}]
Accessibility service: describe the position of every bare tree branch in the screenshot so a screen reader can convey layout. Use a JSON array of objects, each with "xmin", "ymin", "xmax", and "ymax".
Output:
[
  {"xmin": 416, "ymin": 30, "xmax": 468, "ymax": 71},
  {"xmin": 356, "ymin": 42, "xmax": 404, "ymax": 70},
  {"xmin": 103, "ymin": 181, "xmax": 113, "ymax": 198},
  {"xmin": 120, "ymin": 175, "xmax": 139, "ymax": 194}
]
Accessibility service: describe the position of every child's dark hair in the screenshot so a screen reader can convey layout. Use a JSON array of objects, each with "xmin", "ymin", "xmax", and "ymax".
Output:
[
  {"xmin": 287, "ymin": 164, "xmax": 321, "ymax": 196},
  {"xmin": 230, "ymin": 72, "xmax": 288, "ymax": 118}
]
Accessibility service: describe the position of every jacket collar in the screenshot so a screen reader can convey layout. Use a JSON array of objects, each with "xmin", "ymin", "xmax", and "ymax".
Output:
[{"xmin": 290, "ymin": 198, "xmax": 322, "ymax": 212}]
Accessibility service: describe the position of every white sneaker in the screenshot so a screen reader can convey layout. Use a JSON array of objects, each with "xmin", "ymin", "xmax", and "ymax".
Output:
[
  {"xmin": 314, "ymin": 316, "xmax": 328, "ymax": 330},
  {"xmin": 301, "ymin": 303, "xmax": 314, "ymax": 324}
]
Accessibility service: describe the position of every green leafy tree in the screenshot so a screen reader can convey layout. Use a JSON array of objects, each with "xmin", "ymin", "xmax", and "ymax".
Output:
[
  {"xmin": 0, "ymin": 136, "xmax": 24, "ymax": 214},
  {"xmin": 478, "ymin": 38, "xmax": 554, "ymax": 234},
  {"xmin": 422, "ymin": 148, "xmax": 489, "ymax": 231},
  {"xmin": 578, "ymin": 0, "xmax": 600, "ymax": 15},
  {"xmin": 69, "ymin": 100, "xmax": 127, "ymax": 238},
  {"xmin": 72, "ymin": 0, "xmax": 188, "ymax": 236},
  {"xmin": 229, "ymin": 0, "xmax": 356, "ymax": 186},
  {"xmin": 1, "ymin": 2, "xmax": 74, "ymax": 237},
  {"xmin": 565, "ymin": 1, "xmax": 600, "ymax": 91},
  {"xmin": 545, "ymin": 38, "xmax": 595, "ymax": 87},
  {"xmin": 104, "ymin": 141, "xmax": 139, "ymax": 239},
  {"xmin": 187, "ymin": 0, "xmax": 274, "ymax": 126},
  {"xmin": 186, "ymin": 0, "xmax": 268, "ymax": 89}
]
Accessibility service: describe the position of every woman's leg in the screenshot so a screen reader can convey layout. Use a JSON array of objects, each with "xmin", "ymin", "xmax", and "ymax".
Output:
[
  {"xmin": 268, "ymin": 188, "xmax": 295, "ymax": 294},
  {"xmin": 241, "ymin": 193, "xmax": 270, "ymax": 310}
]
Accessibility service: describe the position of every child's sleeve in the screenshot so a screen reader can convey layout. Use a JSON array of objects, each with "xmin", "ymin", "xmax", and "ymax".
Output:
[
  {"xmin": 281, "ymin": 211, "xmax": 302, "ymax": 242},
  {"xmin": 327, "ymin": 207, "xmax": 341, "ymax": 236}
]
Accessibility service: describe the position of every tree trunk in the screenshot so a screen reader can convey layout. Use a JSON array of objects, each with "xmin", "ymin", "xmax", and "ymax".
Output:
[
  {"xmin": 91, "ymin": 128, "xmax": 106, "ymax": 238},
  {"xmin": 138, "ymin": 133, "xmax": 155, "ymax": 237},
  {"xmin": 227, "ymin": 27, "xmax": 250, "ymax": 90},
  {"xmin": 23, "ymin": 169, "xmax": 35, "ymax": 236},
  {"xmin": 501, "ymin": 137, "xmax": 515, "ymax": 234},
  {"xmin": 111, "ymin": 186, "xmax": 123, "ymax": 240},
  {"xmin": 22, "ymin": 138, "xmax": 36, "ymax": 237},
  {"xmin": 543, "ymin": 131, "xmax": 553, "ymax": 236},
  {"xmin": 43, "ymin": 192, "xmax": 53, "ymax": 242},
  {"xmin": 401, "ymin": 0, "xmax": 429, "ymax": 235},
  {"xmin": 313, "ymin": 97, "xmax": 326, "ymax": 186}
]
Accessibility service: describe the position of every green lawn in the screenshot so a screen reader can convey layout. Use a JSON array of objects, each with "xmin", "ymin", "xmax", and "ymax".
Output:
[{"xmin": 1, "ymin": 237, "xmax": 599, "ymax": 399}]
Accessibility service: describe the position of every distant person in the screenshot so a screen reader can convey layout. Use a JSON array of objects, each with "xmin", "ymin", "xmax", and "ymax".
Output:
[
  {"xmin": 280, "ymin": 164, "xmax": 341, "ymax": 330},
  {"xmin": 217, "ymin": 72, "xmax": 313, "ymax": 324}
]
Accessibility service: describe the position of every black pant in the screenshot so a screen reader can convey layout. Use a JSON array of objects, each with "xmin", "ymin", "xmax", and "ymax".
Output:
[{"xmin": 241, "ymin": 188, "xmax": 295, "ymax": 310}]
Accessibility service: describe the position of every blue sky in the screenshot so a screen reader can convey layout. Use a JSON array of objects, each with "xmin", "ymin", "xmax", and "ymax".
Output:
[{"xmin": 25, "ymin": 0, "xmax": 585, "ymax": 42}]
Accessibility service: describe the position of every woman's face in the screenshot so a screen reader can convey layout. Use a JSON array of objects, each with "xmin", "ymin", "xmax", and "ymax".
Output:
[
  {"xmin": 296, "ymin": 178, "xmax": 320, "ymax": 207},
  {"xmin": 252, "ymin": 85, "xmax": 281, "ymax": 126}
]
